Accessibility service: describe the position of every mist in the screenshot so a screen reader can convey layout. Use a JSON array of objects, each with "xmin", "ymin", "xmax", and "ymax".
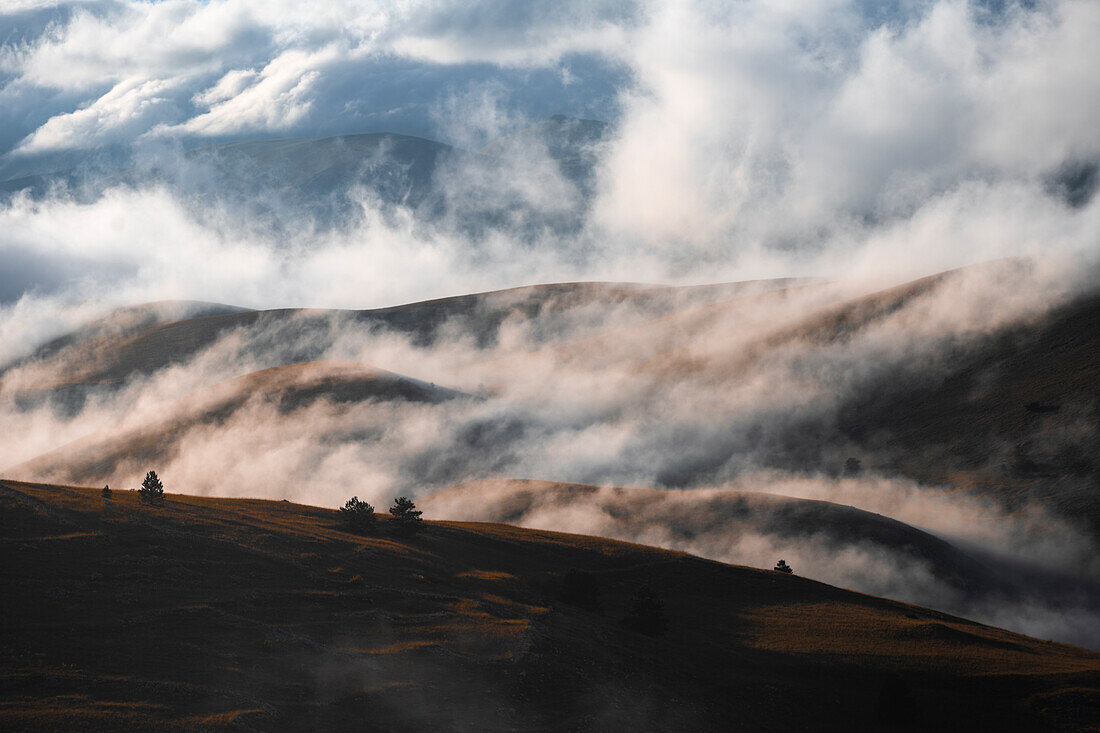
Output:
[{"xmin": 2, "ymin": 0, "xmax": 1099, "ymax": 651}]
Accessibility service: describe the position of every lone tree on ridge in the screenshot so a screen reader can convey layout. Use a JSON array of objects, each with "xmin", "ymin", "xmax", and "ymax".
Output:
[
  {"xmin": 138, "ymin": 471, "xmax": 164, "ymax": 505},
  {"xmin": 774, "ymin": 559, "xmax": 794, "ymax": 574}
]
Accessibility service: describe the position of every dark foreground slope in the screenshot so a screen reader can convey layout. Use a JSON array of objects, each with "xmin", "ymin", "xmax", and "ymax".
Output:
[
  {"xmin": 2, "ymin": 481, "xmax": 1098, "ymax": 732},
  {"xmin": 423, "ymin": 479, "xmax": 1100, "ymax": 609}
]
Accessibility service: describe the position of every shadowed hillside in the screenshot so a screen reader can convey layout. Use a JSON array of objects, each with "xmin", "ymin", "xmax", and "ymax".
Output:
[
  {"xmin": 424, "ymin": 479, "xmax": 1100, "ymax": 634},
  {"xmin": 1, "ymin": 279, "xmax": 789, "ymax": 400},
  {"xmin": 11, "ymin": 361, "xmax": 470, "ymax": 488},
  {"xmin": 460, "ymin": 266, "xmax": 1100, "ymax": 537},
  {"xmin": 424, "ymin": 479, "xmax": 1014, "ymax": 595},
  {"xmin": 5, "ymin": 269, "xmax": 1099, "ymax": 653},
  {"xmin": 837, "ymin": 289, "xmax": 1100, "ymax": 530},
  {"xmin": 2, "ymin": 479, "xmax": 1099, "ymax": 731}
]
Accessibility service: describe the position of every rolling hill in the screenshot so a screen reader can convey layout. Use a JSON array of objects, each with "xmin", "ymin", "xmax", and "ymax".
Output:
[
  {"xmin": 422, "ymin": 479, "xmax": 1022, "ymax": 597},
  {"xmin": 9, "ymin": 361, "xmax": 471, "ymax": 490},
  {"xmin": 4, "ymin": 267, "xmax": 1098, "ymax": 656},
  {"xmin": 2, "ymin": 479, "xmax": 1098, "ymax": 731},
  {"xmin": 0, "ymin": 116, "xmax": 613, "ymax": 238},
  {"xmin": 457, "ymin": 265, "xmax": 1100, "ymax": 537},
  {"xmin": 0, "ymin": 279, "xmax": 789, "ymax": 402},
  {"xmin": 422, "ymin": 479, "xmax": 1100, "ymax": 640}
]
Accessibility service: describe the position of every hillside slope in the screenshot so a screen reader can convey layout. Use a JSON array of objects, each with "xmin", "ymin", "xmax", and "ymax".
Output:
[
  {"xmin": 423, "ymin": 479, "xmax": 1027, "ymax": 598},
  {"xmin": 0, "ymin": 118, "xmax": 610, "ymax": 237},
  {"xmin": 1, "ymin": 279, "xmax": 785, "ymax": 397},
  {"xmin": 9, "ymin": 361, "xmax": 470, "ymax": 488},
  {"xmin": 423, "ymin": 479, "xmax": 1100, "ymax": 640},
  {"xmin": 461, "ymin": 267, "xmax": 1100, "ymax": 536},
  {"xmin": 2, "ymin": 480, "xmax": 1098, "ymax": 731}
]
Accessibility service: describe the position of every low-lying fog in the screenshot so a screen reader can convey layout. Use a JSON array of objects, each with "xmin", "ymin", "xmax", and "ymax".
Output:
[{"xmin": 2, "ymin": 0, "xmax": 1099, "ymax": 648}]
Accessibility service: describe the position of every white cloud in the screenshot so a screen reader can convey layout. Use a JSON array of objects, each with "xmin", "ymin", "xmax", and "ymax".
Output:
[
  {"xmin": 0, "ymin": 0, "xmax": 1097, "ymax": 305},
  {"xmin": 1, "ymin": 0, "xmax": 630, "ymax": 153},
  {"xmin": 16, "ymin": 75, "xmax": 185, "ymax": 152},
  {"xmin": 166, "ymin": 47, "xmax": 334, "ymax": 137}
]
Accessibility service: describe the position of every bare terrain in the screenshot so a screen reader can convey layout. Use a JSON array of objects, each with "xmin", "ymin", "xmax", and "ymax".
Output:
[{"xmin": 2, "ymin": 480, "xmax": 1099, "ymax": 731}]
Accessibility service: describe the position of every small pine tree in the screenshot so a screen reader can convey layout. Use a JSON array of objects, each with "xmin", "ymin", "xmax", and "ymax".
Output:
[
  {"xmin": 774, "ymin": 559, "xmax": 794, "ymax": 574},
  {"xmin": 389, "ymin": 496, "xmax": 423, "ymax": 535},
  {"xmin": 101, "ymin": 485, "xmax": 111, "ymax": 499},
  {"xmin": 138, "ymin": 471, "xmax": 164, "ymax": 505},
  {"xmin": 340, "ymin": 496, "xmax": 376, "ymax": 534},
  {"xmin": 621, "ymin": 585, "xmax": 669, "ymax": 637}
]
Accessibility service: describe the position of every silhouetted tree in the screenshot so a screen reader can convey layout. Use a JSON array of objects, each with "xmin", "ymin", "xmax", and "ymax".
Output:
[
  {"xmin": 774, "ymin": 559, "xmax": 794, "ymax": 574},
  {"xmin": 138, "ymin": 471, "xmax": 164, "ymax": 505},
  {"xmin": 621, "ymin": 585, "xmax": 668, "ymax": 637},
  {"xmin": 340, "ymin": 496, "xmax": 376, "ymax": 534},
  {"xmin": 389, "ymin": 496, "xmax": 423, "ymax": 535},
  {"xmin": 101, "ymin": 485, "xmax": 111, "ymax": 499},
  {"xmin": 560, "ymin": 569, "xmax": 602, "ymax": 613}
]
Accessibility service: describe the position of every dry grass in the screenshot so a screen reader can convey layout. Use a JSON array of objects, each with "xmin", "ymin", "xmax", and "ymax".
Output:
[{"xmin": 2, "ymin": 479, "xmax": 1098, "ymax": 731}]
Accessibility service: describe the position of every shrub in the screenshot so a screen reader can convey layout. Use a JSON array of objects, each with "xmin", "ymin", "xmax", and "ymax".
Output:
[
  {"xmin": 774, "ymin": 559, "xmax": 794, "ymax": 574},
  {"xmin": 101, "ymin": 485, "xmax": 111, "ymax": 499},
  {"xmin": 560, "ymin": 569, "xmax": 602, "ymax": 613},
  {"xmin": 389, "ymin": 496, "xmax": 423, "ymax": 535},
  {"xmin": 340, "ymin": 496, "xmax": 376, "ymax": 534},
  {"xmin": 138, "ymin": 471, "xmax": 164, "ymax": 505},
  {"xmin": 621, "ymin": 585, "xmax": 668, "ymax": 637}
]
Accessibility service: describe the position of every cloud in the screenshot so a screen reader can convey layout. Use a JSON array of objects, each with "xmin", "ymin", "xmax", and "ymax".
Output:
[
  {"xmin": 4, "ymin": 1, "xmax": 1095, "ymax": 276},
  {"xmin": 164, "ymin": 48, "xmax": 332, "ymax": 138},
  {"xmin": 1, "ymin": 0, "xmax": 1099, "ymax": 649},
  {"xmin": 16, "ymin": 75, "xmax": 187, "ymax": 153},
  {"xmin": 0, "ymin": 0, "xmax": 629, "ymax": 158},
  {"xmin": 592, "ymin": 0, "xmax": 1100, "ymax": 255}
]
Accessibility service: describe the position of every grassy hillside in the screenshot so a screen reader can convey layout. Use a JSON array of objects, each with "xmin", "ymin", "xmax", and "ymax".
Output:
[
  {"xmin": 10, "ymin": 361, "xmax": 470, "ymax": 487},
  {"xmin": 1, "ymin": 280, "xmax": 779, "ymax": 398},
  {"xmin": 7, "ymin": 269, "xmax": 1098, "ymax": 537},
  {"xmin": 839, "ymin": 289, "xmax": 1100, "ymax": 529},
  {"xmin": 2, "ymin": 479, "xmax": 1098, "ymax": 731},
  {"xmin": 465, "ymin": 269, "xmax": 1100, "ymax": 536},
  {"xmin": 422, "ymin": 479, "xmax": 1078, "ymax": 604}
]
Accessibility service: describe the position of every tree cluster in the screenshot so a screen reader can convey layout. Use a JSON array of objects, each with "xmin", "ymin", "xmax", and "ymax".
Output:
[{"xmin": 340, "ymin": 495, "xmax": 423, "ymax": 536}]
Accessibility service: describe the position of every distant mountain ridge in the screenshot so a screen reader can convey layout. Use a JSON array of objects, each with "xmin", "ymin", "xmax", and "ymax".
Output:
[{"xmin": 0, "ymin": 116, "xmax": 613, "ymax": 237}]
